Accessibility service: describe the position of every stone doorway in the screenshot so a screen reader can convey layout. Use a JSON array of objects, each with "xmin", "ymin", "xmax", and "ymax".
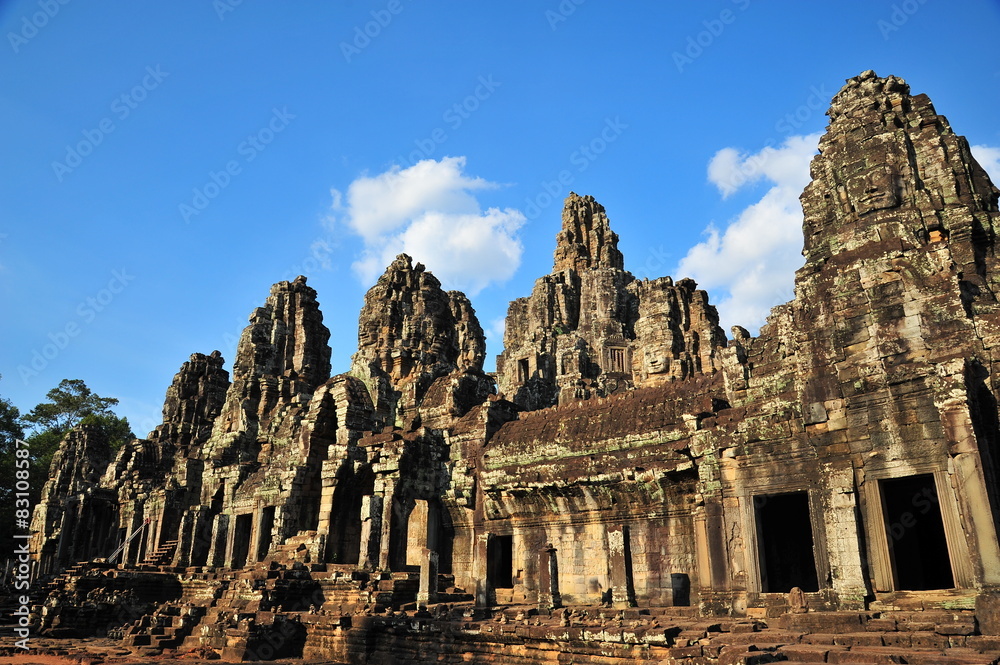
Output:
[
  {"xmin": 880, "ymin": 474, "xmax": 954, "ymax": 590},
  {"xmin": 256, "ymin": 506, "xmax": 276, "ymax": 562},
  {"xmin": 754, "ymin": 492, "xmax": 819, "ymax": 593},
  {"xmin": 231, "ymin": 513, "xmax": 253, "ymax": 569},
  {"xmin": 487, "ymin": 534, "xmax": 514, "ymax": 589}
]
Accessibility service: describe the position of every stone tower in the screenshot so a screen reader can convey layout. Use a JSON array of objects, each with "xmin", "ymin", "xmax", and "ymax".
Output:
[{"xmin": 497, "ymin": 192, "xmax": 725, "ymax": 410}]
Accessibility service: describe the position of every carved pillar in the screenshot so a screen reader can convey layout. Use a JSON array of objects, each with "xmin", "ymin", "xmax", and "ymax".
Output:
[
  {"xmin": 315, "ymin": 459, "xmax": 339, "ymax": 538},
  {"xmin": 607, "ymin": 525, "xmax": 635, "ymax": 608},
  {"xmin": 474, "ymin": 533, "xmax": 490, "ymax": 607},
  {"xmin": 705, "ymin": 501, "xmax": 729, "ymax": 589},
  {"xmin": 208, "ymin": 513, "xmax": 229, "ymax": 568},
  {"xmin": 537, "ymin": 543, "xmax": 562, "ymax": 610},
  {"xmin": 407, "ymin": 500, "xmax": 429, "ymax": 566},
  {"xmin": 359, "ymin": 495, "xmax": 383, "ymax": 569},
  {"xmin": 55, "ymin": 503, "xmax": 75, "ymax": 569},
  {"xmin": 820, "ymin": 466, "xmax": 869, "ymax": 608},
  {"xmin": 941, "ymin": 400, "xmax": 1000, "ymax": 586},
  {"xmin": 417, "ymin": 547, "xmax": 439, "ymax": 607},
  {"xmin": 378, "ymin": 481, "xmax": 396, "ymax": 570}
]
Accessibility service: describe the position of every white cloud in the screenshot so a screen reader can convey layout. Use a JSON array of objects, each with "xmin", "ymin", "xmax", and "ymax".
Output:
[
  {"xmin": 333, "ymin": 157, "xmax": 524, "ymax": 295},
  {"xmin": 678, "ymin": 133, "xmax": 822, "ymax": 333},
  {"xmin": 485, "ymin": 316, "xmax": 506, "ymax": 347},
  {"xmin": 972, "ymin": 144, "xmax": 1000, "ymax": 184},
  {"xmin": 707, "ymin": 134, "xmax": 820, "ymax": 198},
  {"xmin": 706, "ymin": 148, "xmax": 744, "ymax": 199}
]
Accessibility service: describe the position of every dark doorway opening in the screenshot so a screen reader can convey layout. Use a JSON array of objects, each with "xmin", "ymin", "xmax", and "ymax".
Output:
[
  {"xmin": 881, "ymin": 474, "xmax": 954, "ymax": 590},
  {"xmin": 257, "ymin": 506, "xmax": 276, "ymax": 562},
  {"xmin": 671, "ymin": 573, "xmax": 691, "ymax": 606},
  {"xmin": 438, "ymin": 504, "xmax": 455, "ymax": 574},
  {"xmin": 193, "ymin": 487, "xmax": 224, "ymax": 567},
  {"xmin": 328, "ymin": 467, "xmax": 374, "ymax": 565},
  {"xmin": 755, "ymin": 492, "xmax": 819, "ymax": 593},
  {"xmin": 622, "ymin": 525, "xmax": 637, "ymax": 605},
  {"xmin": 487, "ymin": 535, "xmax": 514, "ymax": 589},
  {"xmin": 517, "ymin": 358, "xmax": 530, "ymax": 383},
  {"xmin": 232, "ymin": 513, "xmax": 253, "ymax": 569},
  {"xmin": 88, "ymin": 502, "xmax": 116, "ymax": 561}
]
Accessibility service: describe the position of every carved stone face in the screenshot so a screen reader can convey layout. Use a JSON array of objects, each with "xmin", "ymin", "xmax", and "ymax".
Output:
[
  {"xmin": 847, "ymin": 165, "xmax": 900, "ymax": 215},
  {"xmin": 358, "ymin": 323, "xmax": 377, "ymax": 349},
  {"xmin": 560, "ymin": 353, "xmax": 577, "ymax": 375},
  {"xmin": 643, "ymin": 348, "xmax": 668, "ymax": 375}
]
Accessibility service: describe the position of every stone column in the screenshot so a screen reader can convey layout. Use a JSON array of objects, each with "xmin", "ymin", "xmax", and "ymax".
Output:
[
  {"xmin": 821, "ymin": 465, "xmax": 871, "ymax": 608},
  {"xmin": 208, "ymin": 513, "xmax": 229, "ymax": 568},
  {"xmin": 377, "ymin": 481, "xmax": 396, "ymax": 570},
  {"xmin": 607, "ymin": 525, "xmax": 635, "ymax": 608},
  {"xmin": 474, "ymin": 533, "xmax": 490, "ymax": 607},
  {"xmin": 359, "ymin": 495, "xmax": 383, "ymax": 569},
  {"xmin": 407, "ymin": 500, "xmax": 429, "ymax": 566},
  {"xmin": 537, "ymin": 543, "xmax": 562, "ymax": 610},
  {"xmin": 417, "ymin": 547, "xmax": 439, "ymax": 607},
  {"xmin": 55, "ymin": 504, "xmax": 75, "ymax": 569},
  {"xmin": 316, "ymin": 460, "xmax": 338, "ymax": 526},
  {"xmin": 705, "ymin": 501, "xmax": 729, "ymax": 588}
]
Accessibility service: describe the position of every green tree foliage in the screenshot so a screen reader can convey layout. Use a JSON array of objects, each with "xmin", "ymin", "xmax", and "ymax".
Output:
[
  {"xmin": 22, "ymin": 378, "xmax": 121, "ymax": 433},
  {"xmin": 22, "ymin": 379, "xmax": 133, "ymax": 473},
  {"xmin": 0, "ymin": 389, "xmax": 26, "ymax": 558},
  {"xmin": 0, "ymin": 379, "xmax": 134, "ymax": 546}
]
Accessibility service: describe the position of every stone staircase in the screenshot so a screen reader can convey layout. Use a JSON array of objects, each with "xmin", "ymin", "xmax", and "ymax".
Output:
[
  {"xmin": 436, "ymin": 573, "xmax": 474, "ymax": 604},
  {"xmin": 33, "ymin": 560, "xmax": 1000, "ymax": 664},
  {"xmin": 138, "ymin": 539, "xmax": 178, "ymax": 567},
  {"xmin": 116, "ymin": 602, "xmax": 207, "ymax": 650},
  {"xmin": 108, "ymin": 560, "xmax": 454, "ymax": 661},
  {"xmin": 30, "ymin": 560, "xmax": 90, "ymax": 601}
]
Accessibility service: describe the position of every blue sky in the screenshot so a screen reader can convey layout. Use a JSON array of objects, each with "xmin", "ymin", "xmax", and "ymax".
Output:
[{"xmin": 2, "ymin": 1, "xmax": 999, "ymax": 436}]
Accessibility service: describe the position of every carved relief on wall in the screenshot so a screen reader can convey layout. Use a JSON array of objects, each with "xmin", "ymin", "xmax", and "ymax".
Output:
[{"xmin": 847, "ymin": 164, "xmax": 901, "ymax": 216}]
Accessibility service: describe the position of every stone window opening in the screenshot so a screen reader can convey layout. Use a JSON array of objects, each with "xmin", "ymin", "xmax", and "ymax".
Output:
[
  {"xmin": 607, "ymin": 347, "xmax": 627, "ymax": 374},
  {"xmin": 754, "ymin": 492, "xmax": 819, "ymax": 593},
  {"xmin": 880, "ymin": 474, "xmax": 954, "ymax": 590},
  {"xmin": 928, "ymin": 226, "xmax": 949, "ymax": 243}
]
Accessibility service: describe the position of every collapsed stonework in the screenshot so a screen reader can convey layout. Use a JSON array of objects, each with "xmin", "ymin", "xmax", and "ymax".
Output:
[{"xmin": 22, "ymin": 70, "xmax": 1000, "ymax": 663}]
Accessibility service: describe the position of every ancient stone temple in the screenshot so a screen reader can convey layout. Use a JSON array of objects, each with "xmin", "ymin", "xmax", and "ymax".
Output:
[{"xmin": 20, "ymin": 70, "xmax": 1000, "ymax": 664}]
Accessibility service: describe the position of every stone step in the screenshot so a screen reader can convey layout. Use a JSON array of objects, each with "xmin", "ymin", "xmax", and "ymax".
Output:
[
  {"xmin": 880, "ymin": 630, "xmax": 952, "ymax": 649},
  {"xmin": 778, "ymin": 611, "xmax": 871, "ymax": 633},
  {"xmin": 819, "ymin": 646, "xmax": 998, "ymax": 665},
  {"xmin": 798, "ymin": 632, "xmax": 888, "ymax": 647},
  {"xmin": 775, "ymin": 644, "xmax": 839, "ymax": 662},
  {"xmin": 706, "ymin": 632, "xmax": 804, "ymax": 648},
  {"xmin": 714, "ymin": 645, "xmax": 783, "ymax": 663}
]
